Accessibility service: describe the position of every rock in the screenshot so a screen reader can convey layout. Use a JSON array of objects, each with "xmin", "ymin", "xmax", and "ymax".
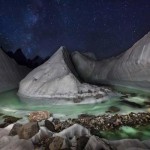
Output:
[
  {"xmin": 52, "ymin": 118, "xmax": 60, "ymax": 125},
  {"xmin": 18, "ymin": 46, "xmax": 110, "ymax": 102},
  {"xmin": 147, "ymin": 108, "xmax": 150, "ymax": 113},
  {"xmin": 48, "ymin": 117, "xmax": 53, "ymax": 122},
  {"xmin": 0, "ymin": 124, "xmax": 15, "ymax": 137},
  {"xmin": 0, "ymin": 113, "xmax": 4, "ymax": 116},
  {"xmin": 31, "ymin": 127, "xmax": 53, "ymax": 144},
  {"xmin": 84, "ymin": 136, "xmax": 111, "ymax": 150},
  {"xmin": 49, "ymin": 136, "xmax": 64, "ymax": 150},
  {"xmin": 110, "ymin": 139, "xmax": 148, "ymax": 150},
  {"xmin": 18, "ymin": 122, "xmax": 39, "ymax": 139},
  {"xmin": 47, "ymin": 136, "xmax": 70, "ymax": 150},
  {"xmin": 144, "ymin": 101, "xmax": 150, "ymax": 106},
  {"xmin": 90, "ymin": 127, "xmax": 102, "ymax": 137},
  {"xmin": 0, "ymin": 48, "xmax": 30, "ymax": 93},
  {"xmin": 130, "ymin": 93, "xmax": 137, "ymax": 97},
  {"xmin": 3, "ymin": 115, "xmax": 22, "ymax": 124},
  {"xmin": 142, "ymin": 140, "xmax": 150, "ymax": 149},
  {"xmin": 127, "ymin": 148, "xmax": 149, "ymax": 150},
  {"xmin": 72, "ymin": 32, "xmax": 150, "ymax": 91},
  {"xmin": 120, "ymin": 94, "xmax": 130, "ymax": 99},
  {"xmin": 29, "ymin": 111, "xmax": 50, "ymax": 122},
  {"xmin": 78, "ymin": 114, "xmax": 95, "ymax": 119},
  {"xmin": 95, "ymin": 94, "xmax": 103, "ymax": 99},
  {"xmin": 9, "ymin": 123, "xmax": 22, "ymax": 136},
  {"xmin": 0, "ymin": 123, "xmax": 9, "ymax": 128},
  {"xmin": 40, "ymin": 137, "xmax": 54, "ymax": 149},
  {"xmin": 45, "ymin": 120, "xmax": 55, "ymax": 132},
  {"xmin": 38, "ymin": 120, "xmax": 45, "ymax": 126},
  {"xmin": 120, "ymin": 99, "xmax": 144, "ymax": 108},
  {"xmin": 106, "ymin": 106, "xmax": 120, "ymax": 113},
  {"xmin": 76, "ymin": 136, "xmax": 89, "ymax": 150},
  {"xmin": 0, "ymin": 128, "xmax": 10, "ymax": 138},
  {"xmin": 55, "ymin": 123, "xmax": 62, "ymax": 132},
  {"xmin": 0, "ymin": 135, "xmax": 34, "ymax": 150},
  {"xmin": 54, "ymin": 124, "xmax": 90, "ymax": 139}
]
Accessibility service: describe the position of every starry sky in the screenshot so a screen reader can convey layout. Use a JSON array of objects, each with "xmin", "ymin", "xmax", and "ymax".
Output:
[{"xmin": 0, "ymin": 0, "xmax": 150, "ymax": 59}]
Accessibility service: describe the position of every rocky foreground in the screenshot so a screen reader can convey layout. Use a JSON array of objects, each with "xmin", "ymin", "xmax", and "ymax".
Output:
[{"xmin": 0, "ymin": 111, "xmax": 150, "ymax": 150}]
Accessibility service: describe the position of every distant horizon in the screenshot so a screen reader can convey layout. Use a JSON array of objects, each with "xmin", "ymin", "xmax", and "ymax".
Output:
[{"xmin": 1, "ymin": 30, "xmax": 149, "ymax": 62}]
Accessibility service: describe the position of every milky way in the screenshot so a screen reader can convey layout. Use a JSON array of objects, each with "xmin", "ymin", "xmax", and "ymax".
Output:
[{"xmin": 0, "ymin": 0, "xmax": 150, "ymax": 59}]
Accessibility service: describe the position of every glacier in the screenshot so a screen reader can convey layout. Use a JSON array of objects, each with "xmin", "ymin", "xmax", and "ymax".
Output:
[{"xmin": 18, "ymin": 46, "xmax": 111, "ymax": 102}]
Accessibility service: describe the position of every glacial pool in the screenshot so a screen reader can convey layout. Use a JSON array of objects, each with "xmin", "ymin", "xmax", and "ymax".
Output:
[{"xmin": 0, "ymin": 88, "xmax": 150, "ymax": 140}]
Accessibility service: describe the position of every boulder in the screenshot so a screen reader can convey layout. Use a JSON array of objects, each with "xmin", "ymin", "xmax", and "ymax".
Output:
[
  {"xmin": 45, "ymin": 120, "xmax": 56, "ymax": 132},
  {"xmin": 142, "ymin": 140, "xmax": 150, "ymax": 149},
  {"xmin": 0, "ymin": 124, "xmax": 14, "ymax": 138},
  {"xmin": 84, "ymin": 136, "xmax": 111, "ymax": 150},
  {"xmin": 49, "ymin": 136, "xmax": 64, "ymax": 150},
  {"xmin": 3, "ymin": 115, "xmax": 22, "ymax": 124},
  {"xmin": 9, "ymin": 123, "xmax": 22, "ymax": 136},
  {"xmin": 31, "ymin": 127, "xmax": 53, "ymax": 144},
  {"xmin": 54, "ymin": 124, "xmax": 90, "ymax": 139},
  {"xmin": 106, "ymin": 106, "xmax": 120, "ymax": 113},
  {"xmin": 0, "ymin": 136, "xmax": 34, "ymax": 150},
  {"xmin": 76, "ymin": 136, "xmax": 89, "ymax": 150},
  {"xmin": 29, "ymin": 111, "xmax": 50, "ymax": 122},
  {"xmin": 18, "ymin": 122, "xmax": 39, "ymax": 139},
  {"xmin": 110, "ymin": 139, "xmax": 148, "ymax": 150}
]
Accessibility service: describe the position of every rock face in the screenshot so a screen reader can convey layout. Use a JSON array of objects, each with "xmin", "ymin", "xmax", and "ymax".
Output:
[
  {"xmin": 9, "ymin": 123, "xmax": 23, "ymax": 136},
  {"xmin": 72, "ymin": 32, "xmax": 150, "ymax": 90},
  {"xmin": 0, "ymin": 48, "xmax": 30, "ymax": 93},
  {"xmin": 49, "ymin": 136, "xmax": 64, "ymax": 150},
  {"xmin": 18, "ymin": 46, "xmax": 110, "ymax": 100},
  {"xmin": 18, "ymin": 122, "xmax": 39, "ymax": 139}
]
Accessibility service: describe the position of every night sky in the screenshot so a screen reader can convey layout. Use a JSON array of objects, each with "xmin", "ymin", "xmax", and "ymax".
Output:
[{"xmin": 0, "ymin": 0, "xmax": 150, "ymax": 59}]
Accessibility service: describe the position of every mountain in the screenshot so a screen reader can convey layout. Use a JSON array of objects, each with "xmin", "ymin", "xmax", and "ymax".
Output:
[
  {"xmin": 18, "ymin": 46, "xmax": 110, "ymax": 102},
  {"xmin": 14, "ymin": 49, "xmax": 27, "ymax": 66},
  {"xmin": 72, "ymin": 32, "xmax": 150, "ymax": 91},
  {"xmin": 0, "ymin": 48, "xmax": 30, "ymax": 93},
  {"xmin": 2, "ymin": 48, "xmax": 49, "ymax": 68}
]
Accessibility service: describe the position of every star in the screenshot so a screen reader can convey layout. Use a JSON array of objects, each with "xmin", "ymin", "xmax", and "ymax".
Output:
[{"xmin": 0, "ymin": 0, "xmax": 149, "ymax": 60}]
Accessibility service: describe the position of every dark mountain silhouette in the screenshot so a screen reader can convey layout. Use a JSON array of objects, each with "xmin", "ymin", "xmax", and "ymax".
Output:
[
  {"xmin": 14, "ymin": 49, "xmax": 27, "ymax": 65},
  {"xmin": 1, "ymin": 47, "xmax": 49, "ymax": 68}
]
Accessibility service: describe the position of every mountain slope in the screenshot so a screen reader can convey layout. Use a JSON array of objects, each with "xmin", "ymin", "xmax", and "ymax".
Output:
[
  {"xmin": 0, "ymin": 48, "xmax": 30, "ymax": 92},
  {"xmin": 72, "ymin": 32, "xmax": 150, "ymax": 90}
]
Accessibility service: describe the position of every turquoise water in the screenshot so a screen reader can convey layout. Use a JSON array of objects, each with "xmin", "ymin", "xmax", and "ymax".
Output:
[
  {"xmin": 0, "ymin": 89, "xmax": 148, "ymax": 119},
  {"xmin": 0, "ymin": 89, "xmax": 150, "ymax": 140},
  {"xmin": 101, "ymin": 125, "xmax": 150, "ymax": 140}
]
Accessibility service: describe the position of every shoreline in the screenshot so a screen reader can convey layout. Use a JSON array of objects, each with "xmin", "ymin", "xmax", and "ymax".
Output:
[{"xmin": 1, "ymin": 111, "xmax": 150, "ymax": 149}]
